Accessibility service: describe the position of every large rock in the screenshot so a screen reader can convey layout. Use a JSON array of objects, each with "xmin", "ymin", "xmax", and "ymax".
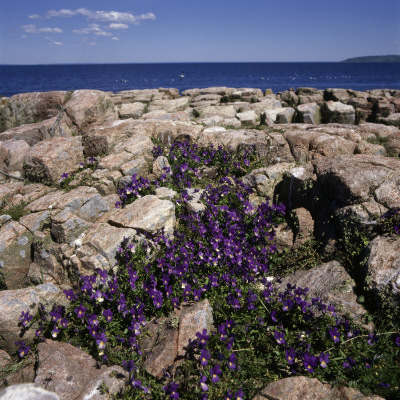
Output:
[
  {"xmin": 0, "ymin": 384, "xmax": 60, "ymax": 400},
  {"xmin": 0, "ymin": 91, "xmax": 68, "ymax": 133},
  {"xmin": 198, "ymin": 128, "xmax": 294, "ymax": 165},
  {"xmin": 364, "ymin": 236, "xmax": 400, "ymax": 301},
  {"xmin": 295, "ymin": 103, "xmax": 321, "ymax": 124},
  {"xmin": 35, "ymin": 340, "xmax": 126, "ymax": 400},
  {"xmin": 149, "ymin": 97, "xmax": 190, "ymax": 113},
  {"xmin": 199, "ymin": 105, "xmax": 237, "ymax": 119},
  {"xmin": 242, "ymin": 163, "xmax": 296, "ymax": 200},
  {"xmin": 322, "ymin": 101, "xmax": 355, "ymax": 124},
  {"xmin": 284, "ymin": 130, "xmax": 356, "ymax": 162},
  {"xmin": 23, "ymin": 137, "xmax": 84, "ymax": 185},
  {"xmin": 108, "ymin": 195, "xmax": 175, "ymax": 236},
  {"xmin": 0, "ymin": 221, "xmax": 33, "ymax": 289},
  {"xmin": 143, "ymin": 300, "xmax": 213, "ymax": 378},
  {"xmin": 117, "ymin": 102, "xmax": 146, "ymax": 119},
  {"xmin": 253, "ymin": 376, "xmax": 384, "ymax": 400},
  {"xmin": 276, "ymin": 261, "xmax": 367, "ymax": 323},
  {"xmin": 0, "ymin": 140, "xmax": 30, "ymax": 174},
  {"xmin": 0, "ymin": 283, "xmax": 67, "ymax": 352},
  {"xmin": 64, "ymin": 90, "xmax": 116, "ymax": 131},
  {"xmin": 314, "ymin": 155, "xmax": 400, "ymax": 207},
  {"xmin": 78, "ymin": 223, "xmax": 136, "ymax": 272},
  {"xmin": 0, "ymin": 116, "xmax": 72, "ymax": 147},
  {"xmin": 26, "ymin": 186, "xmax": 110, "ymax": 223}
]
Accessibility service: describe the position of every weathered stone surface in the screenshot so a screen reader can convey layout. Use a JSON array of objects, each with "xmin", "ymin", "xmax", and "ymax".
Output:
[
  {"xmin": 23, "ymin": 137, "xmax": 84, "ymax": 184},
  {"xmin": 313, "ymin": 155, "xmax": 400, "ymax": 206},
  {"xmin": 236, "ymin": 110, "xmax": 257, "ymax": 125},
  {"xmin": 378, "ymin": 112, "xmax": 400, "ymax": 127},
  {"xmin": 19, "ymin": 210, "xmax": 51, "ymax": 233},
  {"xmin": 143, "ymin": 300, "xmax": 213, "ymax": 378},
  {"xmin": 51, "ymin": 210, "xmax": 92, "ymax": 244},
  {"xmin": 365, "ymin": 236, "xmax": 400, "ymax": 300},
  {"xmin": 322, "ymin": 101, "xmax": 355, "ymax": 124},
  {"xmin": 149, "ymin": 97, "xmax": 190, "ymax": 113},
  {"xmin": 324, "ymin": 88, "xmax": 352, "ymax": 103},
  {"xmin": 153, "ymin": 156, "xmax": 171, "ymax": 178},
  {"xmin": 242, "ymin": 163, "xmax": 295, "ymax": 199},
  {"xmin": 199, "ymin": 128, "xmax": 294, "ymax": 165},
  {"xmin": 119, "ymin": 157, "xmax": 149, "ymax": 177},
  {"xmin": 112, "ymin": 134, "xmax": 154, "ymax": 162},
  {"xmin": 64, "ymin": 90, "xmax": 116, "ymax": 130},
  {"xmin": 155, "ymin": 187, "xmax": 177, "ymax": 200},
  {"xmin": 117, "ymin": 102, "xmax": 146, "ymax": 119},
  {"xmin": 295, "ymin": 103, "xmax": 321, "ymax": 124},
  {"xmin": 185, "ymin": 188, "xmax": 206, "ymax": 214},
  {"xmin": 262, "ymin": 108, "xmax": 288, "ymax": 123},
  {"xmin": 277, "ymin": 261, "xmax": 367, "ymax": 323},
  {"xmin": 284, "ymin": 130, "xmax": 356, "ymax": 162},
  {"xmin": 0, "ymin": 91, "xmax": 68, "ymax": 132},
  {"xmin": 177, "ymin": 300, "xmax": 213, "ymax": 357},
  {"xmin": 276, "ymin": 107, "xmax": 295, "ymax": 124},
  {"xmin": 0, "ymin": 117, "xmax": 72, "ymax": 147},
  {"xmin": 82, "ymin": 119, "xmax": 138, "ymax": 156},
  {"xmin": 0, "ymin": 221, "xmax": 33, "ymax": 289},
  {"xmin": 35, "ymin": 340, "xmax": 126, "ymax": 400},
  {"xmin": 293, "ymin": 207, "xmax": 314, "ymax": 245},
  {"xmin": 78, "ymin": 223, "xmax": 135, "ymax": 271},
  {"xmin": 200, "ymin": 105, "xmax": 237, "ymax": 119},
  {"xmin": 253, "ymin": 376, "xmax": 384, "ymax": 400},
  {"xmin": 109, "ymin": 195, "xmax": 175, "ymax": 235},
  {"xmin": 0, "ymin": 383, "xmax": 60, "ymax": 400},
  {"xmin": 0, "ymin": 283, "xmax": 67, "ymax": 352},
  {"xmin": 0, "ymin": 140, "xmax": 30, "ymax": 174},
  {"xmin": 143, "ymin": 318, "xmax": 178, "ymax": 378}
]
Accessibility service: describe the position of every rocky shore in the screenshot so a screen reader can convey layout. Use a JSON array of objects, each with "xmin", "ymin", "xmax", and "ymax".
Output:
[{"xmin": 0, "ymin": 87, "xmax": 399, "ymax": 399}]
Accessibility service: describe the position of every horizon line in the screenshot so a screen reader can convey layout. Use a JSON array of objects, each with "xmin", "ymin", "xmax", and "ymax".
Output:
[{"xmin": 0, "ymin": 60, "xmax": 344, "ymax": 66}]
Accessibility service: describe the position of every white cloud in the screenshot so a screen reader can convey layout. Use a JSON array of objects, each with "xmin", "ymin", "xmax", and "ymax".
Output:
[
  {"xmin": 111, "ymin": 37, "xmax": 120, "ymax": 41},
  {"xmin": 31, "ymin": 8, "xmax": 156, "ymax": 25},
  {"xmin": 21, "ymin": 34, "xmax": 27, "ymax": 39},
  {"xmin": 73, "ymin": 23, "xmax": 112, "ymax": 37},
  {"xmin": 44, "ymin": 36, "xmax": 63, "ymax": 46},
  {"xmin": 21, "ymin": 24, "xmax": 63, "ymax": 34},
  {"xmin": 108, "ymin": 23, "xmax": 129, "ymax": 30}
]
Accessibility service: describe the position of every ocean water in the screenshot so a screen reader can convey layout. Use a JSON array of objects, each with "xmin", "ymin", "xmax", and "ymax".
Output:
[{"xmin": 0, "ymin": 62, "xmax": 399, "ymax": 97}]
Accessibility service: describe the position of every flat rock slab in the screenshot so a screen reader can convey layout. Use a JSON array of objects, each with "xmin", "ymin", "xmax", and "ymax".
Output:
[
  {"xmin": 23, "ymin": 137, "xmax": 84, "ymax": 185},
  {"xmin": 26, "ymin": 186, "xmax": 109, "ymax": 223},
  {"xmin": 109, "ymin": 195, "xmax": 175, "ymax": 236},
  {"xmin": 313, "ymin": 155, "xmax": 400, "ymax": 206},
  {"xmin": 35, "ymin": 340, "xmax": 126, "ymax": 400},
  {"xmin": 253, "ymin": 376, "xmax": 384, "ymax": 400},
  {"xmin": 0, "ymin": 283, "xmax": 67, "ymax": 352}
]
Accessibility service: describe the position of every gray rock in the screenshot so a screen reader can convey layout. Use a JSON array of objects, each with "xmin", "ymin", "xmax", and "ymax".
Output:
[
  {"xmin": 0, "ymin": 221, "xmax": 33, "ymax": 289},
  {"xmin": 153, "ymin": 156, "xmax": 171, "ymax": 178},
  {"xmin": 253, "ymin": 376, "xmax": 384, "ymax": 400},
  {"xmin": 108, "ymin": 195, "xmax": 175, "ymax": 236},
  {"xmin": 35, "ymin": 340, "xmax": 126, "ymax": 400},
  {"xmin": 155, "ymin": 187, "xmax": 177, "ymax": 200},
  {"xmin": 0, "ymin": 384, "xmax": 60, "ymax": 400},
  {"xmin": 51, "ymin": 210, "xmax": 92, "ymax": 244},
  {"xmin": 276, "ymin": 107, "xmax": 295, "ymax": 123},
  {"xmin": 0, "ymin": 283, "xmax": 67, "ymax": 352},
  {"xmin": 119, "ymin": 157, "xmax": 149, "ymax": 177},
  {"xmin": 23, "ymin": 137, "xmax": 84, "ymax": 185},
  {"xmin": 236, "ymin": 110, "xmax": 257, "ymax": 125},
  {"xmin": 295, "ymin": 103, "xmax": 321, "ymax": 124},
  {"xmin": 365, "ymin": 236, "xmax": 400, "ymax": 301},
  {"xmin": 117, "ymin": 102, "xmax": 146, "ymax": 119},
  {"xmin": 322, "ymin": 101, "xmax": 355, "ymax": 124}
]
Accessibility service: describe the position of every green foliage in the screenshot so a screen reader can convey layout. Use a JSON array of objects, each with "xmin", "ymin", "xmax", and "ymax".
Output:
[{"xmin": 0, "ymin": 199, "xmax": 29, "ymax": 221}]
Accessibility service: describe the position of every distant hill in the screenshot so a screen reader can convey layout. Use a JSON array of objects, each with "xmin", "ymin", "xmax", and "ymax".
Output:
[{"xmin": 341, "ymin": 55, "xmax": 400, "ymax": 63}]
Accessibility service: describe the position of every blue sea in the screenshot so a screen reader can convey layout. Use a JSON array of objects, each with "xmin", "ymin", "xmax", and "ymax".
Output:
[{"xmin": 0, "ymin": 62, "xmax": 399, "ymax": 97}]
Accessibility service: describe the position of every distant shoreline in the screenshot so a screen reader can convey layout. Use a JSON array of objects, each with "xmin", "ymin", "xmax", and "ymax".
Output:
[{"xmin": 341, "ymin": 55, "xmax": 400, "ymax": 63}]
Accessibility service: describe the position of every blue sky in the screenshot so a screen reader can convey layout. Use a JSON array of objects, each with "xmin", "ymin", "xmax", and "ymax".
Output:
[{"xmin": 0, "ymin": 0, "xmax": 399, "ymax": 64}]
